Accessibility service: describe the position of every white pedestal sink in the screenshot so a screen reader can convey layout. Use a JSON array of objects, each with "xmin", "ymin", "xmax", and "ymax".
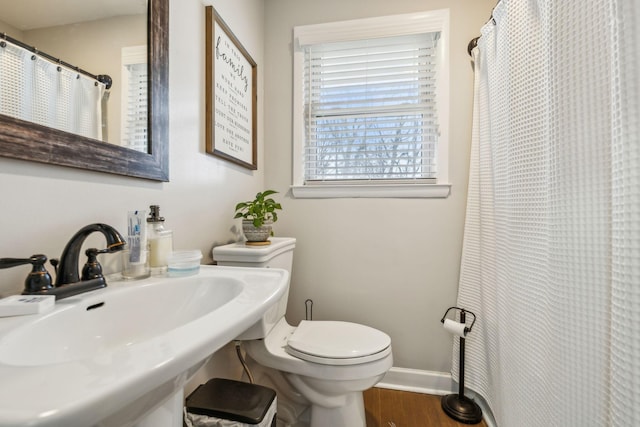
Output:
[{"xmin": 0, "ymin": 266, "xmax": 289, "ymax": 427}]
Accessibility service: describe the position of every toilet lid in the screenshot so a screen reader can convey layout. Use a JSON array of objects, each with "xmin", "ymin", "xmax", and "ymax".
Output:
[{"xmin": 285, "ymin": 321, "xmax": 391, "ymax": 366}]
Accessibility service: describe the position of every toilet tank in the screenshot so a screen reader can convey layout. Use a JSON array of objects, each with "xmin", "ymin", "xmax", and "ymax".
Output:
[
  {"xmin": 212, "ymin": 237, "xmax": 296, "ymax": 272},
  {"xmin": 213, "ymin": 237, "xmax": 296, "ymax": 339}
]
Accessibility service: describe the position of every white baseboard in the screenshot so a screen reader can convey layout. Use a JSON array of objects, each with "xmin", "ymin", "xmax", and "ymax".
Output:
[
  {"xmin": 376, "ymin": 367, "xmax": 456, "ymax": 395},
  {"xmin": 375, "ymin": 367, "xmax": 498, "ymax": 427}
]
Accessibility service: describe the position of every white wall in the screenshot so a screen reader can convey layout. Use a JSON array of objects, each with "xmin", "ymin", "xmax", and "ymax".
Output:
[{"xmin": 263, "ymin": 0, "xmax": 494, "ymax": 373}]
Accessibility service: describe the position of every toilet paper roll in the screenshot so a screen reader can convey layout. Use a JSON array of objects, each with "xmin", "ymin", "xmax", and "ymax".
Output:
[{"xmin": 443, "ymin": 318, "xmax": 468, "ymax": 337}]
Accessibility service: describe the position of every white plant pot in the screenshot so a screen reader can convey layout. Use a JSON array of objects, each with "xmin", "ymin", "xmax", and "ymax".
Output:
[{"xmin": 242, "ymin": 219, "xmax": 273, "ymax": 242}]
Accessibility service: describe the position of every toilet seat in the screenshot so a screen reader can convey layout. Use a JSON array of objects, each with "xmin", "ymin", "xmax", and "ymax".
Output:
[{"xmin": 285, "ymin": 320, "xmax": 391, "ymax": 366}]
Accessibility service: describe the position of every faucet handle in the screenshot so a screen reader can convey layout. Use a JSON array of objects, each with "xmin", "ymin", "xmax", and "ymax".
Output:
[
  {"xmin": 25, "ymin": 255, "xmax": 54, "ymax": 294},
  {"xmin": 81, "ymin": 248, "xmax": 109, "ymax": 281},
  {"xmin": 0, "ymin": 254, "xmax": 45, "ymax": 269},
  {"xmin": 0, "ymin": 254, "xmax": 54, "ymax": 294}
]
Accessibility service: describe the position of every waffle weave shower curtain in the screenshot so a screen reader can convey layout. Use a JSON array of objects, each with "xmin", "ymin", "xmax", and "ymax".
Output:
[
  {"xmin": 0, "ymin": 40, "xmax": 105, "ymax": 140},
  {"xmin": 456, "ymin": 1, "xmax": 640, "ymax": 426}
]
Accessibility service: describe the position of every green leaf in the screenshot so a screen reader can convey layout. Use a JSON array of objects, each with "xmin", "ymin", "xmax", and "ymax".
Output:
[{"xmin": 234, "ymin": 189, "xmax": 282, "ymax": 224}]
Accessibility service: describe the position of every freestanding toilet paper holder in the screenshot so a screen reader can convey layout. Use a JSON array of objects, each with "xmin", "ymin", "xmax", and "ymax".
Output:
[{"xmin": 440, "ymin": 306, "xmax": 483, "ymax": 424}]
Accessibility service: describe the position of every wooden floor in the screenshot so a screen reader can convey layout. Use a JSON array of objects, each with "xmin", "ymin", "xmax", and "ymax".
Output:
[{"xmin": 364, "ymin": 388, "xmax": 488, "ymax": 427}]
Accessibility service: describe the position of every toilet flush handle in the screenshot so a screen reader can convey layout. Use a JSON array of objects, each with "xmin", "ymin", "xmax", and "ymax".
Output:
[{"xmin": 305, "ymin": 298, "xmax": 313, "ymax": 321}]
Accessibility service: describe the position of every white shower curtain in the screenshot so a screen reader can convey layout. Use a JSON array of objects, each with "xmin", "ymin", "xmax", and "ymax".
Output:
[
  {"xmin": 456, "ymin": 1, "xmax": 640, "ymax": 426},
  {"xmin": 0, "ymin": 40, "xmax": 105, "ymax": 140}
]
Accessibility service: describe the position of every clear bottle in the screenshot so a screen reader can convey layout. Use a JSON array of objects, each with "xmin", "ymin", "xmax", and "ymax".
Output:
[{"xmin": 147, "ymin": 205, "xmax": 173, "ymax": 274}]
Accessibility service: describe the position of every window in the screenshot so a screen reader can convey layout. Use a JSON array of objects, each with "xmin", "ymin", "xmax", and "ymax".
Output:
[
  {"xmin": 121, "ymin": 46, "xmax": 148, "ymax": 152},
  {"xmin": 292, "ymin": 10, "xmax": 450, "ymax": 198}
]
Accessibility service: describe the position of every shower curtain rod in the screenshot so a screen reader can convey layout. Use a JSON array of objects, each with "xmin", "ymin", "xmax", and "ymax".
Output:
[
  {"xmin": 467, "ymin": 11, "xmax": 497, "ymax": 56},
  {"xmin": 467, "ymin": 37, "xmax": 480, "ymax": 56},
  {"xmin": 0, "ymin": 32, "xmax": 112, "ymax": 89}
]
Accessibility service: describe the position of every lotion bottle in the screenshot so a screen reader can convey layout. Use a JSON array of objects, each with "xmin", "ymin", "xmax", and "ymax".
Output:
[{"xmin": 147, "ymin": 205, "xmax": 173, "ymax": 274}]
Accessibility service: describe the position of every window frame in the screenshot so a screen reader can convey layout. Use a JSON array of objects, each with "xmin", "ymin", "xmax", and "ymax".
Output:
[{"xmin": 291, "ymin": 10, "xmax": 451, "ymax": 199}]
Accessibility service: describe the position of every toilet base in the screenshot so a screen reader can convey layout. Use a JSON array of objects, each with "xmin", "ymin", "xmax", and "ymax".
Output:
[
  {"xmin": 243, "ymin": 354, "xmax": 374, "ymax": 427},
  {"xmin": 284, "ymin": 373, "xmax": 372, "ymax": 427},
  {"xmin": 309, "ymin": 392, "xmax": 365, "ymax": 427}
]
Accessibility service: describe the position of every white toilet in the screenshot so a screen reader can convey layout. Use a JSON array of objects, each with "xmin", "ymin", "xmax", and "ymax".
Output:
[{"xmin": 213, "ymin": 237, "xmax": 393, "ymax": 427}]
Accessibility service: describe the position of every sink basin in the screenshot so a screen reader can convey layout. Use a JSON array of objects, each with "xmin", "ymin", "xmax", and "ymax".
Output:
[
  {"xmin": 0, "ymin": 265, "xmax": 289, "ymax": 427},
  {"xmin": 0, "ymin": 276, "xmax": 243, "ymax": 367}
]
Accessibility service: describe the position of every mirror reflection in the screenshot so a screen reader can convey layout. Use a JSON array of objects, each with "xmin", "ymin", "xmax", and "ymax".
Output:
[{"xmin": 0, "ymin": 0, "xmax": 148, "ymax": 152}]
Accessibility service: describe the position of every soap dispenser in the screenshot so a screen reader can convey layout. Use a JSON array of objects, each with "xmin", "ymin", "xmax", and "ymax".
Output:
[{"xmin": 147, "ymin": 205, "xmax": 173, "ymax": 274}]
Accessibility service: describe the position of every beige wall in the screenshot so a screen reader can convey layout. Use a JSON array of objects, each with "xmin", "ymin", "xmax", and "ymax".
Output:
[
  {"xmin": 0, "ymin": 19, "xmax": 24, "ymax": 38},
  {"xmin": 263, "ymin": 0, "xmax": 494, "ymax": 372}
]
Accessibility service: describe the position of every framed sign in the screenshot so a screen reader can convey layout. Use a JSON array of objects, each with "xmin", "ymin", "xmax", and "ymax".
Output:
[{"xmin": 205, "ymin": 6, "xmax": 257, "ymax": 169}]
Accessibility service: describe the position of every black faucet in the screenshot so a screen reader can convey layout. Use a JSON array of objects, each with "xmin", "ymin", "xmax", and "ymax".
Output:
[{"xmin": 0, "ymin": 223, "xmax": 126, "ymax": 300}]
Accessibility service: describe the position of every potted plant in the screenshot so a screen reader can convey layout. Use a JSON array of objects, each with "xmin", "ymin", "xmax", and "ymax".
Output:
[{"xmin": 234, "ymin": 190, "xmax": 283, "ymax": 244}]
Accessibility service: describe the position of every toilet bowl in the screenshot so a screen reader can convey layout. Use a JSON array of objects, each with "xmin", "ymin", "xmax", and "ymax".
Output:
[{"xmin": 213, "ymin": 237, "xmax": 393, "ymax": 427}]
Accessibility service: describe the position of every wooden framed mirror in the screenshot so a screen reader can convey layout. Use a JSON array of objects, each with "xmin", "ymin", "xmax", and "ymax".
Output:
[{"xmin": 0, "ymin": 0, "xmax": 169, "ymax": 181}]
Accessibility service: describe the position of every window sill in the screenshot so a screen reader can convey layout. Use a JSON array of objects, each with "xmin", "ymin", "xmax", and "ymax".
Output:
[{"xmin": 290, "ymin": 183, "xmax": 451, "ymax": 199}]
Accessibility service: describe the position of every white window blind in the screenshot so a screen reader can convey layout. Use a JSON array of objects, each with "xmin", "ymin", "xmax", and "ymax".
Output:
[
  {"xmin": 121, "ymin": 46, "xmax": 148, "ymax": 152},
  {"xmin": 303, "ymin": 33, "xmax": 440, "ymax": 183}
]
